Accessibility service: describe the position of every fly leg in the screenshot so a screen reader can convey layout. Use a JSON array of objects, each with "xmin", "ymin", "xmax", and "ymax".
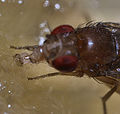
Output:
[
  {"xmin": 28, "ymin": 72, "xmax": 61, "ymax": 80},
  {"xmin": 28, "ymin": 71, "xmax": 84, "ymax": 80},
  {"xmin": 101, "ymin": 85, "xmax": 117, "ymax": 114},
  {"xmin": 10, "ymin": 45, "xmax": 40, "ymax": 51}
]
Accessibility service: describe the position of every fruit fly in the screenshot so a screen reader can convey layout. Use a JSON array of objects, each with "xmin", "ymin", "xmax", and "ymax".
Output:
[{"xmin": 11, "ymin": 22, "xmax": 120, "ymax": 114}]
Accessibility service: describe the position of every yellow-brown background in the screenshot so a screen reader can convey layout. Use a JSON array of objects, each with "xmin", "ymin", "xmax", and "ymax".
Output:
[{"xmin": 0, "ymin": 0, "xmax": 120, "ymax": 114}]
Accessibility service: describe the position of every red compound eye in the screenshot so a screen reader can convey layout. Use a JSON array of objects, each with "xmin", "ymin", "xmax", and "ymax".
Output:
[
  {"xmin": 52, "ymin": 55, "xmax": 78, "ymax": 72},
  {"xmin": 51, "ymin": 25, "xmax": 74, "ymax": 35}
]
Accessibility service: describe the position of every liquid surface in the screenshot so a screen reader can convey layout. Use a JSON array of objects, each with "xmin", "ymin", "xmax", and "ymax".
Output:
[{"xmin": 0, "ymin": 0, "xmax": 120, "ymax": 114}]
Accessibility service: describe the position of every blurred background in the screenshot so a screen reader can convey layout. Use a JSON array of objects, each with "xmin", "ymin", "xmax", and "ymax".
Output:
[{"xmin": 0, "ymin": 0, "xmax": 120, "ymax": 114}]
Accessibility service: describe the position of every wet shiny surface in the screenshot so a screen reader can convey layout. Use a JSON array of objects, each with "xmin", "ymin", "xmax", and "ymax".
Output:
[{"xmin": 0, "ymin": 0, "xmax": 120, "ymax": 114}]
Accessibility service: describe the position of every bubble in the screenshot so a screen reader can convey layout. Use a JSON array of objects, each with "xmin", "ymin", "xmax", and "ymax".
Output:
[
  {"xmin": 0, "ymin": 83, "xmax": 2, "ymax": 87},
  {"xmin": 1, "ymin": 86, "xmax": 6, "ymax": 90},
  {"xmin": 54, "ymin": 3, "xmax": 61, "ymax": 10},
  {"xmin": 18, "ymin": 0, "xmax": 23, "ymax": 4},
  {"xmin": 32, "ymin": 106, "xmax": 36, "ymax": 109},
  {"xmin": 8, "ymin": 90, "xmax": 12, "ymax": 94},
  {"xmin": 8, "ymin": 104, "xmax": 12, "ymax": 108},
  {"xmin": 10, "ymin": 81, "xmax": 14, "ymax": 84},
  {"xmin": 8, "ymin": 90, "xmax": 11, "ymax": 93},
  {"xmin": 4, "ymin": 112, "xmax": 8, "ymax": 114},
  {"xmin": 1, "ymin": 0, "xmax": 5, "ymax": 2}
]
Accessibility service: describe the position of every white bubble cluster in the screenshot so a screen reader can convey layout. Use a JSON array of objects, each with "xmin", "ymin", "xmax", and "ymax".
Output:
[
  {"xmin": 39, "ymin": 21, "xmax": 50, "ymax": 46},
  {"xmin": 1, "ymin": 0, "xmax": 24, "ymax": 4},
  {"xmin": 43, "ymin": 0, "xmax": 50, "ymax": 7},
  {"xmin": 39, "ymin": 36, "xmax": 45, "ymax": 46}
]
